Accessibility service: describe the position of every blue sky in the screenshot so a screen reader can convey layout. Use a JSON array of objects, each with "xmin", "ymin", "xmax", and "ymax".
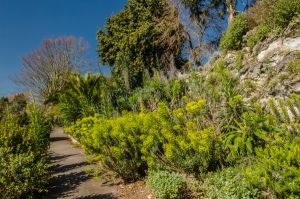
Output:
[{"xmin": 0, "ymin": 0, "xmax": 127, "ymax": 96}]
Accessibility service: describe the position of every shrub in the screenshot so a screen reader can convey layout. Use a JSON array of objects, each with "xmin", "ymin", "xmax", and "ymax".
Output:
[
  {"xmin": 0, "ymin": 103, "xmax": 50, "ymax": 198},
  {"xmin": 246, "ymin": 25, "xmax": 270, "ymax": 50},
  {"xmin": 272, "ymin": 0, "xmax": 300, "ymax": 29},
  {"xmin": 245, "ymin": 143, "xmax": 300, "ymax": 198},
  {"xmin": 0, "ymin": 150, "xmax": 49, "ymax": 199},
  {"xmin": 66, "ymin": 113, "xmax": 149, "ymax": 181},
  {"xmin": 66, "ymin": 100, "xmax": 225, "ymax": 181},
  {"xmin": 129, "ymin": 75, "xmax": 187, "ymax": 112},
  {"xmin": 141, "ymin": 103, "xmax": 224, "ymax": 174},
  {"xmin": 287, "ymin": 59, "xmax": 300, "ymax": 76},
  {"xmin": 220, "ymin": 14, "xmax": 248, "ymax": 52},
  {"xmin": 146, "ymin": 170, "xmax": 187, "ymax": 199},
  {"xmin": 246, "ymin": 0, "xmax": 277, "ymax": 28},
  {"xmin": 203, "ymin": 167, "xmax": 260, "ymax": 199}
]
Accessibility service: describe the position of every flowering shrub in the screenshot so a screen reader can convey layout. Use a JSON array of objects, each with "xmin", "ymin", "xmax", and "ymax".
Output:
[
  {"xmin": 66, "ymin": 113, "xmax": 150, "ymax": 180},
  {"xmin": 66, "ymin": 100, "xmax": 224, "ymax": 180}
]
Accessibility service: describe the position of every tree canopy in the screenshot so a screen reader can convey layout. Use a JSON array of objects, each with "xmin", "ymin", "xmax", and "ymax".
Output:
[{"xmin": 97, "ymin": 0, "xmax": 186, "ymax": 89}]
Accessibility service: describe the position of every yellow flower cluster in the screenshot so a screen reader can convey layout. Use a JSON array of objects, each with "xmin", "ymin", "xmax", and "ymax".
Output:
[
  {"xmin": 65, "ymin": 100, "xmax": 221, "ymax": 179},
  {"xmin": 186, "ymin": 99, "xmax": 206, "ymax": 114}
]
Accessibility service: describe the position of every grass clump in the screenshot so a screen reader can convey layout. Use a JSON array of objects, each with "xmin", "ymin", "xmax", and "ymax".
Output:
[{"xmin": 235, "ymin": 51, "xmax": 244, "ymax": 70}]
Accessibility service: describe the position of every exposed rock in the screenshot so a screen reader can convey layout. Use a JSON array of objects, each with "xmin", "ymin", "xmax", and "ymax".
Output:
[
  {"xmin": 210, "ymin": 17, "xmax": 300, "ymax": 101},
  {"xmin": 257, "ymin": 37, "xmax": 300, "ymax": 62}
]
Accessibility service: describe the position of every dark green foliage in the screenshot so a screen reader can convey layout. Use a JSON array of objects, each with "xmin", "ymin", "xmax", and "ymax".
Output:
[
  {"xmin": 0, "ymin": 94, "xmax": 27, "ymax": 121},
  {"xmin": 97, "ymin": 0, "xmax": 185, "ymax": 88},
  {"xmin": 146, "ymin": 170, "xmax": 187, "ymax": 199},
  {"xmin": 56, "ymin": 72, "xmax": 125, "ymax": 124},
  {"xmin": 220, "ymin": 14, "xmax": 248, "ymax": 51}
]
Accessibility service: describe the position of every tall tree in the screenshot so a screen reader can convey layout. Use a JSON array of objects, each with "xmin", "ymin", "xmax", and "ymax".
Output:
[
  {"xmin": 14, "ymin": 37, "xmax": 88, "ymax": 102},
  {"xmin": 177, "ymin": 0, "xmax": 226, "ymax": 66},
  {"xmin": 97, "ymin": 0, "xmax": 186, "ymax": 89},
  {"xmin": 176, "ymin": 0, "xmax": 253, "ymax": 66}
]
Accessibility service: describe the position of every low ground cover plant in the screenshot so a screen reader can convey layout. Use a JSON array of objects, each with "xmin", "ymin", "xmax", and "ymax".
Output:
[{"xmin": 146, "ymin": 170, "xmax": 187, "ymax": 199}]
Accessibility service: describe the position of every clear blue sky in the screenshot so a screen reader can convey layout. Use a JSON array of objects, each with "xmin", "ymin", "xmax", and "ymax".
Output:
[{"xmin": 0, "ymin": 0, "xmax": 127, "ymax": 96}]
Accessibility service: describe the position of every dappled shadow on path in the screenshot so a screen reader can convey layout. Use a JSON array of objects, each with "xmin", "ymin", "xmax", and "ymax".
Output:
[
  {"xmin": 46, "ymin": 128, "xmax": 117, "ymax": 198},
  {"xmin": 49, "ymin": 153, "xmax": 77, "ymax": 162},
  {"xmin": 75, "ymin": 193, "xmax": 117, "ymax": 199},
  {"xmin": 50, "ymin": 136, "xmax": 70, "ymax": 142},
  {"xmin": 47, "ymin": 170, "xmax": 92, "ymax": 198},
  {"xmin": 51, "ymin": 161, "xmax": 90, "ymax": 173}
]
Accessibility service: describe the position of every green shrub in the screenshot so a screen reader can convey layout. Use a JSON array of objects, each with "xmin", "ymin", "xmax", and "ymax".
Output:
[
  {"xmin": 245, "ymin": 143, "xmax": 300, "ymax": 198},
  {"xmin": 246, "ymin": 25, "xmax": 270, "ymax": 50},
  {"xmin": 203, "ymin": 167, "xmax": 260, "ymax": 199},
  {"xmin": 272, "ymin": 0, "xmax": 300, "ymax": 29},
  {"xmin": 66, "ymin": 100, "xmax": 225, "ymax": 181},
  {"xmin": 141, "ymin": 102, "xmax": 223, "ymax": 174},
  {"xmin": 220, "ymin": 14, "xmax": 248, "ymax": 51},
  {"xmin": 66, "ymin": 113, "xmax": 149, "ymax": 181},
  {"xmin": 146, "ymin": 170, "xmax": 187, "ymax": 199},
  {"xmin": 0, "ymin": 103, "xmax": 50, "ymax": 198},
  {"xmin": 0, "ymin": 150, "xmax": 49, "ymax": 199},
  {"xmin": 129, "ymin": 75, "xmax": 187, "ymax": 112}
]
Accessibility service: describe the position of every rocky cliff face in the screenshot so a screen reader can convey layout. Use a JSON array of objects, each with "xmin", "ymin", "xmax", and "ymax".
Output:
[{"xmin": 219, "ymin": 17, "xmax": 300, "ymax": 101}]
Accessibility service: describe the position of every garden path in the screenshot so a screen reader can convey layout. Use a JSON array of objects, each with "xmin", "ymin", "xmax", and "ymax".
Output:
[{"xmin": 44, "ymin": 127, "xmax": 117, "ymax": 199}]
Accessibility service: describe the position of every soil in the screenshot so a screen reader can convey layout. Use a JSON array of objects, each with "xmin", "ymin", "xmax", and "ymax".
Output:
[{"xmin": 44, "ymin": 127, "xmax": 152, "ymax": 199}]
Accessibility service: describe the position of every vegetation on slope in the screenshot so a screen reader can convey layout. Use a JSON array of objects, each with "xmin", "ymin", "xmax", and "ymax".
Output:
[{"xmin": 3, "ymin": 0, "xmax": 299, "ymax": 198}]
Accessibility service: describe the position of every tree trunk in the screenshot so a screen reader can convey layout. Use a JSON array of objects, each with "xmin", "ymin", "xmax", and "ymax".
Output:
[{"xmin": 227, "ymin": 1, "xmax": 236, "ymax": 25}]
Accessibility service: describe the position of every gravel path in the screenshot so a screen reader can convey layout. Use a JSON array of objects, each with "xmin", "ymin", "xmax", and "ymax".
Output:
[{"xmin": 44, "ymin": 127, "xmax": 117, "ymax": 199}]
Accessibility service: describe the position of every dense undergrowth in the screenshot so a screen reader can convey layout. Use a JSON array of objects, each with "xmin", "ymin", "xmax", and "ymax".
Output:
[
  {"xmin": 0, "ymin": 95, "xmax": 51, "ymax": 198},
  {"xmin": 11, "ymin": 0, "xmax": 298, "ymax": 198},
  {"xmin": 65, "ymin": 59, "xmax": 300, "ymax": 198}
]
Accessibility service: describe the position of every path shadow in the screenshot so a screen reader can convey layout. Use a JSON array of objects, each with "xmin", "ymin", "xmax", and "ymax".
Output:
[
  {"xmin": 75, "ymin": 193, "xmax": 117, "ymax": 199},
  {"xmin": 51, "ymin": 161, "xmax": 90, "ymax": 173},
  {"xmin": 50, "ymin": 153, "xmax": 77, "ymax": 162},
  {"xmin": 50, "ymin": 136, "xmax": 70, "ymax": 142},
  {"xmin": 47, "ymin": 171, "xmax": 93, "ymax": 198}
]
